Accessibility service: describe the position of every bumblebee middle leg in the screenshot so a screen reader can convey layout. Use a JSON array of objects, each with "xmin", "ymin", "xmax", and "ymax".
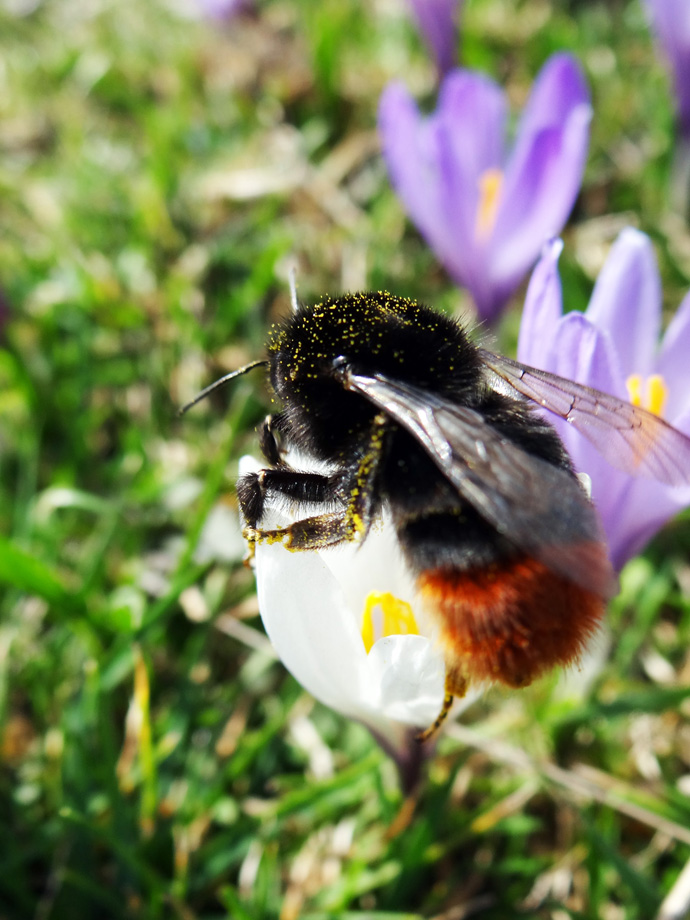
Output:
[
  {"xmin": 244, "ymin": 509, "xmax": 366, "ymax": 552},
  {"xmin": 239, "ymin": 465, "xmax": 374, "ymax": 552},
  {"xmin": 238, "ymin": 466, "xmax": 358, "ymax": 551},
  {"xmin": 240, "ymin": 412, "xmax": 388, "ymax": 552},
  {"xmin": 237, "ymin": 468, "xmax": 342, "ymax": 529}
]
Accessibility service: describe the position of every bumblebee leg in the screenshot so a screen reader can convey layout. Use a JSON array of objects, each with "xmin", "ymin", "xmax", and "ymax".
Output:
[
  {"xmin": 416, "ymin": 692, "xmax": 455, "ymax": 744},
  {"xmin": 241, "ymin": 449, "xmax": 381, "ymax": 550},
  {"xmin": 258, "ymin": 414, "xmax": 283, "ymax": 466},
  {"xmin": 341, "ymin": 412, "xmax": 388, "ymax": 542},
  {"xmin": 416, "ymin": 670, "xmax": 468, "ymax": 743},
  {"xmin": 245, "ymin": 509, "xmax": 357, "ymax": 552},
  {"xmin": 238, "ymin": 466, "xmax": 352, "ymax": 551},
  {"xmin": 241, "ymin": 412, "xmax": 388, "ymax": 545},
  {"xmin": 237, "ymin": 468, "xmax": 341, "ymax": 529}
]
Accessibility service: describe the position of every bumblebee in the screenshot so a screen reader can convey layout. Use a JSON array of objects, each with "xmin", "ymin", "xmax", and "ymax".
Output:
[{"xmin": 187, "ymin": 291, "xmax": 690, "ymax": 737}]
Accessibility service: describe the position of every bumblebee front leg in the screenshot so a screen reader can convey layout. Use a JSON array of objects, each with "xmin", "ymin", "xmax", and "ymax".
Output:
[{"xmin": 258, "ymin": 414, "xmax": 282, "ymax": 466}]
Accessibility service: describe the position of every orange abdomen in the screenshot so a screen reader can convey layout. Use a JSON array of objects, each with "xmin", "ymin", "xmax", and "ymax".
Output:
[{"xmin": 418, "ymin": 554, "xmax": 605, "ymax": 691}]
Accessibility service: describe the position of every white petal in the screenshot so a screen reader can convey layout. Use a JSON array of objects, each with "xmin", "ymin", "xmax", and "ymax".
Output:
[
  {"xmin": 244, "ymin": 454, "xmax": 453, "ymax": 748},
  {"xmin": 365, "ymin": 635, "xmax": 445, "ymax": 726},
  {"xmin": 194, "ymin": 503, "xmax": 245, "ymax": 563},
  {"xmin": 320, "ymin": 521, "xmax": 417, "ymax": 625},
  {"xmin": 238, "ymin": 454, "xmax": 262, "ymax": 476},
  {"xmin": 255, "ymin": 540, "xmax": 369, "ymax": 716}
]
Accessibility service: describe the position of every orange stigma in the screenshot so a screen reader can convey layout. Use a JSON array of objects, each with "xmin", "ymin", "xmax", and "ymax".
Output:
[{"xmin": 475, "ymin": 168, "xmax": 504, "ymax": 239}]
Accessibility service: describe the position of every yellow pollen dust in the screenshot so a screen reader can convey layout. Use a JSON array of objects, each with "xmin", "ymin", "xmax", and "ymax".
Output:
[
  {"xmin": 361, "ymin": 592, "xmax": 419, "ymax": 654},
  {"xmin": 626, "ymin": 373, "xmax": 668, "ymax": 417},
  {"xmin": 475, "ymin": 168, "xmax": 504, "ymax": 240}
]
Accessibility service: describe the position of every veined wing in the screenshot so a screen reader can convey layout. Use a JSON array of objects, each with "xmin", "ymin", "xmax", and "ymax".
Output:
[
  {"xmin": 344, "ymin": 369, "xmax": 616, "ymax": 599},
  {"xmin": 479, "ymin": 349, "xmax": 690, "ymax": 488}
]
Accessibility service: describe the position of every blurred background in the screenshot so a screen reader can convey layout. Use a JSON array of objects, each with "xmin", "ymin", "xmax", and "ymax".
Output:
[{"xmin": 1, "ymin": 1, "xmax": 690, "ymax": 918}]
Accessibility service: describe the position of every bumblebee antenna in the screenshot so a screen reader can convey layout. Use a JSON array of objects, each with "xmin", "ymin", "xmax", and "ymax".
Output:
[{"xmin": 178, "ymin": 360, "xmax": 267, "ymax": 416}]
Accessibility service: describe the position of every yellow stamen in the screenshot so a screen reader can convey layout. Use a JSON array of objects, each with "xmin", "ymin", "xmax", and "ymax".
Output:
[
  {"xmin": 647, "ymin": 374, "xmax": 667, "ymax": 417},
  {"xmin": 361, "ymin": 592, "xmax": 419, "ymax": 654},
  {"xmin": 475, "ymin": 168, "xmax": 504, "ymax": 240},
  {"xmin": 626, "ymin": 373, "xmax": 642, "ymax": 407},
  {"xmin": 626, "ymin": 373, "xmax": 668, "ymax": 417}
]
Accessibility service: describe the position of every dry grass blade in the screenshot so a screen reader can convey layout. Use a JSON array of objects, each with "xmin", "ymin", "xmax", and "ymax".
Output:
[{"xmin": 447, "ymin": 723, "xmax": 690, "ymax": 847}]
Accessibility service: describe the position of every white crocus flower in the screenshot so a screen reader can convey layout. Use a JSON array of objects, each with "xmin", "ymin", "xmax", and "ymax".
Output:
[{"xmin": 240, "ymin": 456, "xmax": 449, "ymax": 760}]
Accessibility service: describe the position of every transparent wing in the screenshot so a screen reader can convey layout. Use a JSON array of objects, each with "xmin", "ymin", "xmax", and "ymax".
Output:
[
  {"xmin": 345, "ymin": 370, "xmax": 616, "ymax": 599},
  {"xmin": 479, "ymin": 349, "xmax": 690, "ymax": 488}
]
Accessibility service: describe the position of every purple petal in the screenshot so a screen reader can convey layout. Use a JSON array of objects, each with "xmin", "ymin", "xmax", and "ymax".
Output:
[
  {"xmin": 498, "ymin": 53, "xmax": 590, "ymax": 217},
  {"xmin": 544, "ymin": 311, "xmax": 690, "ymax": 570},
  {"xmin": 548, "ymin": 311, "xmax": 624, "ymax": 399},
  {"xmin": 198, "ymin": 0, "xmax": 251, "ymax": 19},
  {"xmin": 585, "ymin": 229, "xmax": 661, "ymax": 378},
  {"xmin": 436, "ymin": 70, "xmax": 507, "ymax": 188},
  {"xmin": 669, "ymin": 401, "xmax": 690, "ymax": 441},
  {"xmin": 408, "ymin": 0, "xmax": 462, "ymax": 76},
  {"xmin": 513, "ymin": 53, "xmax": 591, "ymax": 164},
  {"xmin": 573, "ymin": 438, "xmax": 632, "ymax": 566},
  {"xmin": 379, "ymin": 83, "xmax": 451, "ymax": 250},
  {"xmin": 379, "ymin": 73, "xmax": 507, "ymax": 311},
  {"xmin": 645, "ymin": 0, "xmax": 690, "ymax": 134},
  {"xmin": 491, "ymin": 114, "xmax": 591, "ymax": 289},
  {"xmin": 536, "ymin": 312, "xmax": 632, "ymax": 558},
  {"xmin": 601, "ymin": 476, "xmax": 688, "ymax": 570},
  {"xmin": 656, "ymin": 288, "xmax": 690, "ymax": 420},
  {"xmin": 515, "ymin": 244, "xmax": 614, "ymax": 496},
  {"xmin": 436, "ymin": 73, "xmax": 509, "ymax": 313},
  {"xmin": 517, "ymin": 239, "xmax": 564, "ymax": 367},
  {"xmin": 435, "ymin": 72, "xmax": 507, "ymax": 316},
  {"xmin": 487, "ymin": 56, "xmax": 590, "ymax": 312},
  {"xmin": 434, "ymin": 71, "xmax": 507, "ymax": 276}
]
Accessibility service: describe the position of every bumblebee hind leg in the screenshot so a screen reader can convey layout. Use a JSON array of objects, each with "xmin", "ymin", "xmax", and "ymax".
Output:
[{"xmin": 417, "ymin": 670, "xmax": 468, "ymax": 743}]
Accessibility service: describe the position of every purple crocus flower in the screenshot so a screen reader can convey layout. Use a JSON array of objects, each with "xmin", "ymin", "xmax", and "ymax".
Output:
[
  {"xmin": 518, "ymin": 229, "xmax": 690, "ymax": 570},
  {"xmin": 645, "ymin": 0, "xmax": 690, "ymax": 218},
  {"xmin": 645, "ymin": 0, "xmax": 690, "ymax": 137},
  {"xmin": 379, "ymin": 53, "xmax": 592, "ymax": 323},
  {"xmin": 408, "ymin": 0, "xmax": 462, "ymax": 76},
  {"xmin": 197, "ymin": 0, "xmax": 251, "ymax": 20}
]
